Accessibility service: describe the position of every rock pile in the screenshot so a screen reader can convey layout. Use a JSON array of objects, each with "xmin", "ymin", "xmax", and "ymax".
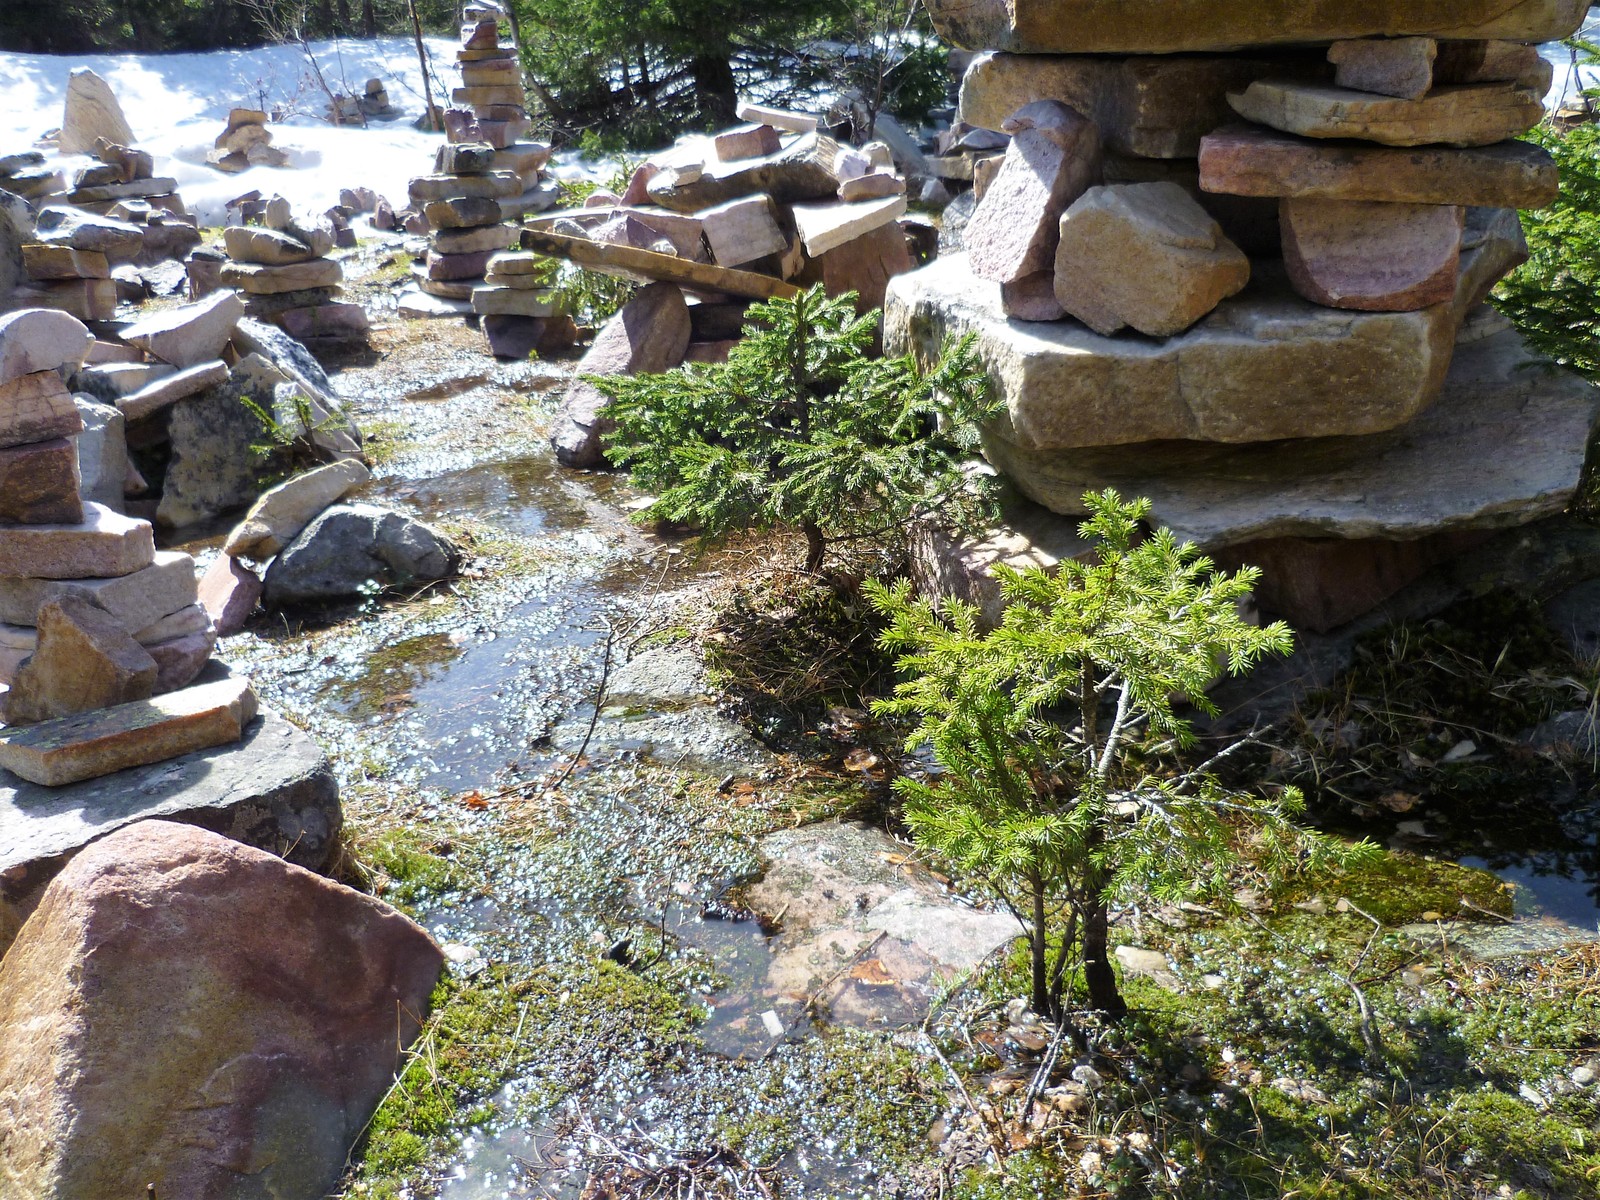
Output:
[
  {"xmin": 328, "ymin": 76, "xmax": 402, "ymax": 123},
  {"xmin": 61, "ymin": 136, "xmax": 185, "ymax": 218},
  {"xmin": 889, "ymin": 0, "xmax": 1598, "ymax": 632},
  {"xmin": 206, "ymin": 108, "xmax": 290, "ymax": 174},
  {"xmin": 397, "ymin": 3, "xmax": 558, "ymax": 320},
  {"xmin": 0, "ymin": 309, "xmax": 247, "ymax": 786},
  {"xmin": 217, "ymin": 197, "xmax": 368, "ymax": 354},
  {"xmin": 537, "ymin": 101, "xmax": 917, "ymax": 462}
]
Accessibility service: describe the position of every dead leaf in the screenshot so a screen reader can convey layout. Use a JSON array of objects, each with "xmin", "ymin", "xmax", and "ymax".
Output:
[
  {"xmin": 461, "ymin": 791, "xmax": 488, "ymax": 810},
  {"xmin": 843, "ymin": 748, "xmax": 879, "ymax": 771},
  {"xmin": 1379, "ymin": 791, "xmax": 1420, "ymax": 813},
  {"xmin": 849, "ymin": 958, "xmax": 897, "ymax": 986}
]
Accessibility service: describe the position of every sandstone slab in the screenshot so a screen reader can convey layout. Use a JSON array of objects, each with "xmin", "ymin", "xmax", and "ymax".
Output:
[
  {"xmin": 0, "ymin": 819, "xmax": 439, "ymax": 1197},
  {"xmin": 471, "ymin": 285, "xmax": 558, "ymax": 317},
  {"xmin": 72, "ymin": 396, "xmax": 125, "ymax": 511},
  {"xmin": 224, "ymin": 459, "xmax": 372, "ymax": 560},
  {"xmin": 791, "ymin": 194, "xmax": 908, "ymax": 258},
  {"xmin": 0, "ymin": 504, "xmax": 153, "ymax": 581},
  {"xmin": 550, "ymin": 282, "xmax": 692, "ymax": 468},
  {"xmin": 793, "ymin": 220, "xmax": 915, "ymax": 314},
  {"xmin": 1198, "ymin": 124, "xmax": 1559, "ymax": 209},
  {"xmin": 222, "ymin": 224, "xmax": 316, "ymax": 265},
  {"xmin": 0, "ymin": 309, "xmax": 93, "ymax": 386},
  {"xmin": 966, "ymin": 99, "xmax": 1100, "ymax": 285},
  {"xmin": 426, "ymin": 249, "xmax": 495, "ymax": 281},
  {"xmin": 435, "ymin": 222, "xmax": 516, "ymax": 255},
  {"xmin": 1054, "ymin": 182, "xmax": 1251, "ymax": 337},
  {"xmin": 714, "ymin": 123, "xmax": 782, "ymax": 162},
  {"xmin": 960, "ymin": 50, "xmax": 1330, "ymax": 159},
  {"xmin": 198, "ymin": 553, "xmax": 262, "ymax": 634},
  {"xmin": 1328, "ymin": 36, "xmax": 1437, "ymax": 99},
  {"xmin": 0, "ymin": 550, "xmax": 197, "ymax": 631},
  {"xmin": 839, "ymin": 171, "xmax": 905, "ymax": 202},
  {"xmin": 219, "ymin": 258, "xmax": 343, "ymax": 295},
  {"xmin": 0, "ymin": 438, "xmax": 82, "ymax": 525},
  {"xmin": 0, "ymin": 699, "xmax": 337, "ymax": 951},
  {"xmin": 885, "ymin": 211, "xmax": 1524, "ymax": 451},
  {"xmin": 408, "ymin": 170, "xmax": 521, "ymax": 204},
  {"xmin": 0, "ymin": 596, "xmax": 156, "ymax": 726},
  {"xmin": 59, "ymin": 67, "xmax": 134, "ymax": 155},
  {"xmin": 144, "ymin": 628, "xmax": 215, "ymax": 693},
  {"xmin": 977, "ymin": 328, "xmax": 1600, "ymax": 548},
  {"xmin": 646, "ymin": 133, "xmax": 843, "ymax": 212},
  {"xmin": 34, "ymin": 207, "xmax": 143, "ymax": 260},
  {"xmin": 21, "ymin": 245, "xmax": 110, "ymax": 280},
  {"xmin": 1228, "ymin": 79, "xmax": 1545, "ymax": 148},
  {"xmin": 0, "ymin": 675, "xmax": 255, "ymax": 786},
  {"xmin": 121, "ymin": 290, "xmax": 244, "ymax": 368},
  {"xmin": 1282, "ymin": 197, "xmax": 1463, "ymax": 311},
  {"xmin": 698, "ymin": 194, "xmax": 788, "ymax": 266},
  {"xmin": 924, "ymin": 0, "xmax": 1588, "ymax": 54},
  {"xmin": 117, "ymin": 359, "xmax": 230, "ymax": 421},
  {"xmin": 27, "ymin": 277, "xmax": 116, "ymax": 321},
  {"xmin": 425, "ymin": 196, "xmax": 504, "ymax": 228},
  {"xmin": 0, "ymin": 372, "xmax": 83, "ymax": 449}
]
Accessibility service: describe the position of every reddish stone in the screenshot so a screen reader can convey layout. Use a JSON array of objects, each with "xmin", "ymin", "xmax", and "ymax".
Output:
[
  {"xmin": 1001, "ymin": 270, "xmax": 1066, "ymax": 322},
  {"xmin": 0, "ymin": 820, "xmax": 443, "ymax": 1200},
  {"xmin": 198, "ymin": 554, "xmax": 262, "ymax": 636},
  {"xmin": 145, "ymin": 628, "xmax": 216, "ymax": 693},
  {"xmin": 795, "ymin": 220, "xmax": 915, "ymax": 314},
  {"xmin": 965, "ymin": 100, "xmax": 1102, "ymax": 285},
  {"xmin": 713, "ymin": 123, "xmax": 782, "ymax": 162},
  {"xmin": 1281, "ymin": 197, "xmax": 1464, "ymax": 312},
  {"xmin": 0, "ymin": 438, "xmax": 83, "ymax": 525}
]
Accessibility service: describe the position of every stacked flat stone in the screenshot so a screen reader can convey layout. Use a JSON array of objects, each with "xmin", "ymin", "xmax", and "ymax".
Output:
[
  {"xmin": 886, "ymin": 0, "xmax": 1599, "ymax": 633},
  {"xmin": 217, "ymin": 199, "xmax": 367, "ymax": 352},
  {"xmin": 410, "ymin": 139, "xmax": 520, "ymax": 310},
  {"xmin": 62, "ymin": 137, "xmax": 186, "ymax": 219},
  {"xmin": 206, "ymin": 109, "xmax": 290, "ymax": 175},
  {"xmin": 14, "ymin": 208, "xmax": 145, "ymax": 322},
  {"xmin": 328, "ymin": 77, "xmax": 402, "ymax": 124},
  {"xmin": 0, "ymin": 152, "xmax": 63, "ymax": 204},
  {"xmin": 0, "ymin": 310, "xmax": 222, "ymax": 750}
]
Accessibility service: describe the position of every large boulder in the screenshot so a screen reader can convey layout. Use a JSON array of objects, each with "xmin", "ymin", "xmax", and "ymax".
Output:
[
  {"xmin": 0, "ymin": 820, "xmax": 442, "ymax": 1200},
  {"xmin": 156, "ymin": 375, "xmax": 271, "ymax": 530},
  {"xmin": 263, "ymin": 503, "xmax": 460, "ymax": 605},
  {"xmin": 59, "ymin": 68, "xmax": 134, "ymax": 155}
]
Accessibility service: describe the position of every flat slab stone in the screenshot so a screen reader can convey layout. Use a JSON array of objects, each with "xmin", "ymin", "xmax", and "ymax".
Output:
[
  {"xmin": 218, "ymin": 258, "xmax": 342, "ymax": 295},
  {"xmin": 1198, "ymin": 125, "xmax": 1559, "ymax": 209},
  {"xmin": 0, "ymin": 372, "xmax": 84, "ymax": 450},
  {"xmin": 960, "ymin": 50, "xmax": 1330, "ymax": 159},
  {"xmin": 0, "ymin": 309, "xmax": 94, "ymax": 386},
  {"xmin": 0, "ymin": 504, "xmax": 154, "ymax": 581},
  {"xmin": 1228, "ymin": 79, "xmax": 1545, "ymax": 148},
  {"xmin": 0, "ymin": 675, "xmax": 256, "ymax": 787},
  {"xmin": 117, "ymin": 360, "xmax": 230, "ymax": 422},
  {"xmin": 0, "ymin": 551, "xmax": 199, "ymax": 630},
  {"xmin": 925, "ymin": 0, "xmax": 1589, "ymax": 54},
  {"xmin": 645, "ymin": 132, "xmax": 843, "ymax": 212},
  {"xmin": 884, "ymin": 211, "xmax": 1522, "ymax": 450},
  {"xmin": 790, "ymin": 195, "xmax": 907, "ymax": 257},
  {"xmin": 977, "ymin": 328, "xmax": 1600, "ymax": 547},
  {"xmin": 0, "ymin": 595, "xmax": 157, "ymax": 726},
  {"xmin": 120, "ymin": 290, "xmax": 244, "ymax": 368},
  {"xmin": 0, "ymin": 703, "xmax": 339, "ymax": 954}
]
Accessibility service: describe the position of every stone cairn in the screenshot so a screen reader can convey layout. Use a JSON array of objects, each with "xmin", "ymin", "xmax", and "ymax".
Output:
[
  {"xmin": 216, "ymin": 196, "xmax": 369, "ymax": 355},
  {"xmin": 887, "ymin": 0, "xmax": 1600, "ymax": 633},
  {"xmin": 327, "ymin": 77, "xmax": 402, "ymax": 124},
  {"xmin": 534, "ymin": 103, "xmax": 914, "ymax": 463},
  {"xmin": 207, "ymin": 109, "xmax": 291, "ymax": 175},
  {"xmin": 400, "ymin": 3, "xmax": 556, "ymax": 322},
  {"xmin": 0, "ymin": 307, "xmax": 254, "ymax": 789}
]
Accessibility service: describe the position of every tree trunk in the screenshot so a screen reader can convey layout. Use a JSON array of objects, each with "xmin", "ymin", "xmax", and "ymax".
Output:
[
  {"xmin": 408, "ymin": 0, "xmax": 441, "ymax": 131},
  {"xmin": 1030, "ymin": 874, "xmax": 1052, "ymax": 1019},
  {"xmin": 802, "ymin": 521, "xmax": 826, "ymax": 575},
  {"xmin": 362, "ymin": 0, "xmax": 375, "ymax": 36},
  {"xmin": 688, "ymin": 53, "xmax": 738, "ymax": 128},
  {"xmin": 1081, "ymin": 893, "xmax": 1126, "ymax": 1020},
  {"xmin": 337, "ymin": 0, "xmax": 350, "ymax": 32}
]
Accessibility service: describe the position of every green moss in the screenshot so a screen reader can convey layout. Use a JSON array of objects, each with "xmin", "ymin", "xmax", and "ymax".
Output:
[
  {"xmin": 1299, "ymin": 851, "xmax": 1514, "ymax": 925},
  {"xmin": 359, "ymin": 418, "xmax": 415, "ymax": 466},
  {"xmin": 319, "ymin": 633, "xmax": 463, "ymax": 718},
  {"xmin": 353, "ymin": 826, "xmax": 463, "ymax": 910}
]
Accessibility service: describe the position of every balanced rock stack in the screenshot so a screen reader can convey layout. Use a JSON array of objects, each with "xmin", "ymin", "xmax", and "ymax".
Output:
[
  {"xmin": 14, "ymin": 207, "xmax": 146, "ymax": 322},
  {"xmin": 62, "ymin": 137, "xmax": 184, "ymax": 217},
  {"xmin": 0, "ymin": 308, "xmax": 250, "ymax": 788},
  {"xmin": 408, "ymin": 139, "xmax": 520, "ymax": 314},
  {"xmin": 449, "ymin": 4, "xmax": 530, "ymax": 151},
  {"xmin": 887, "ymin": 0, "xmax": 1600, "ymax": 633},
  {"xmin": 0, "ymin": 152, "xmax": 64, "ymax": 204},
  {"xmin": 328, "ymin": 77, "xmax": 402, "ymax": 124},
  {"xmin": 218, "ymin": 199, "xmax": 367, "ymax": 353},
  {"xmin": 207, "ymin": 109, "xmax": 290, "ymax": 175}
]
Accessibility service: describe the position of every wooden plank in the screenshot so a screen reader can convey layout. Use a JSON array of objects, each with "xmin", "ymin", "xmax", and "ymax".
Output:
[{"xmin": 518, "ymin": 229, "xmax": 800, "ymax": 301}]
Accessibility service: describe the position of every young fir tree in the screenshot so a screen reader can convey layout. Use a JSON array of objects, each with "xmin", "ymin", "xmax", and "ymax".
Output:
[
  {"xmin": 598, "ymin": 286, "xmax": 999, "ymax": 574},
  {"xmin": 868, "ymin": 491, "xmax": 1368, "ymax": 1025}
]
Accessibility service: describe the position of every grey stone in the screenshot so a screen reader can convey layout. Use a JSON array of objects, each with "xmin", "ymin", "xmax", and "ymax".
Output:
[
  {"xmin": 0, "ymin": 701, "xmax": 340, "ymax": 968},
  {"xmin": 156, "ymin": 377, "xmax": 269, "ymax": 530},
  {"xmin": 34, "ymin": 207, "xmax": 143, "ymax": 262},
  {"xmin": 263, "ymin": 504, "xmax": 460, "ymax": 604},
  {"xmin": 71, "ymin": 395, "xmax": 127, "ymax": 512},
  {"xmin": 605, "ymin": 647, "xmax": 708, "ymax": 708},
  {"xmin": 979, "ymin": 329, "xmax": 1600, "ymax": 547},
  {"xmin": 231, "ymin": 318, "xmax": 362, "ymax": 460}
]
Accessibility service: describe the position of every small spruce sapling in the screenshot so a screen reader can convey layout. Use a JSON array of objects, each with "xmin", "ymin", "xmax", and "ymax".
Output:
[
  {"xmin": 868, "ymin": 491, "xmax": 1369, "ymax": 1025},
  {"xmin": 597, "ymin": 285, "xmax": 999, "ymax": 573}
]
